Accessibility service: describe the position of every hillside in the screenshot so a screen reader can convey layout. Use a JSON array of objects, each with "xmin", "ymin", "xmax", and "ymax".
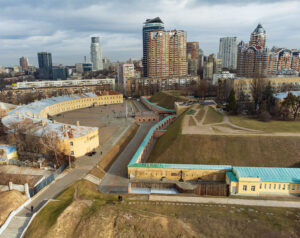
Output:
[
  {"xmin": 148, "ymin": 110, "xmax": 300, "ymax": 167},
  {"xmin": 24, "ymin": 180, "xmax": 300, "ymax": 238},
  {"xmin": 149, "ymin": 91, "xmax": 188, "ymax": 109}
]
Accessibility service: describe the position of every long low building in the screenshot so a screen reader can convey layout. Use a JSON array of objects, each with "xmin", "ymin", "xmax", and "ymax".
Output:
[
  {"xmin": 2, "ymin": 91, "xmax": 123, "ymax": 158},
  {"xmin": 128, "ymin": 116, "xmax": 300, "ymax": 197},
  {"xmin": 10, "ymin": 78, "xmax": 115, "ymax": 89}
]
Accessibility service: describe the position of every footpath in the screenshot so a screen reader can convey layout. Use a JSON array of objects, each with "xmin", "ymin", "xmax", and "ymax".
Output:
[{"xmin": 149, "ymin": 195, "xmax": 300, "ymax": 208}]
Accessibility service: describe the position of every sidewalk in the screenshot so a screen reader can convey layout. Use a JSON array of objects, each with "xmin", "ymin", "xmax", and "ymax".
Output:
[{"xmin": 149, "ymin": 195, "xmax": 300, "ymax": 208}]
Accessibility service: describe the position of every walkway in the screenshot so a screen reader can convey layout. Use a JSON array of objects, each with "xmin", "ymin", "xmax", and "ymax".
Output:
[
  {"xmin": 149, "ymin": 195, "xmax": 300, "ymax": 208},
  {"xmin": 99, "ymin": 122, "xmax": 154, "ymax": 194}
]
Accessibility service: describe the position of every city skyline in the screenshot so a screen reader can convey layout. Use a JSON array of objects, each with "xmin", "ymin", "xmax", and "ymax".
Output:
[{"xmin": 0, "ymin": 0, "xmax": 300, "ymax": 66}]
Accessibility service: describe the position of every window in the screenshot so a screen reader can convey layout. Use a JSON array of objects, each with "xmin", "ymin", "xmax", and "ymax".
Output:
[
  {"xmin": 292, "ymin": 185, "xmax": 295, "ymax": 191},
  {"xmin": 283, "ymin": 184, "xmax": 285, "ymax": 190},
  {"xmin": 260, "ymin": 184, "xmax": 262, "ymax": 189},
  {"xmin": 269, "ymin": 184, "xmax": 271, "ymax": 189},
  {"xmin": 264, "ymin": 184, "xmax": 266, "ymax": 189},
  {"xmin": 251, "ymin": 186, "xmax": 255, "ymax": 192},
  {"xmin": 298, "ymin": 185, "xmax": 300, "ymax": 191},
  {"xmin": 278, "ymin": 184, "xmax": 281, "ymax": 190},
  {"xmin": 71, "ymin": 151, "xmax": 74, "ymax": 155},
  {"xmin": 287, "ymin": 185, "xmax": 290, "ymax": 190},
  {"xmin": 70, "ymin": 141, "xmax": 73, "ymax": 146},
  {"xmin": 274, "ymin": 184, "xmax": 276, "ymax": 190},
  {"xmin": 243, "ymin": 185, "xmax": 247, "ymax": 191}
]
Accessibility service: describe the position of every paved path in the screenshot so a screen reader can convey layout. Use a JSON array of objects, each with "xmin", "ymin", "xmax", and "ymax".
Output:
[
  {"xmin": 99, "ymin": 122, "xmax": 154, "ymax": 194},
  {"xmin": 149, "ymin": 195, "xmax": 300, "ymax": 208}
]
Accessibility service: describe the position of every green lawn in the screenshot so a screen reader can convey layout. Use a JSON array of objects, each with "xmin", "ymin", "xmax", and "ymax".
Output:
[
  {"xmin": 195, "ymin": 108, "xmax": 205, "ymax": 122},
  {"xmin": 189, "ymin": 116, "xmax": 197, "ymax": 126},
  {"xmin": 149, "ymin": 91, "xmax": 187, "ymax": 109},
  {"xmin": 203, "ymin": 107, "xmax": 224, "ymax": 125},
  {"xmin": 229, "ymin": 116, "xmax": 300, "ymax": 133}
]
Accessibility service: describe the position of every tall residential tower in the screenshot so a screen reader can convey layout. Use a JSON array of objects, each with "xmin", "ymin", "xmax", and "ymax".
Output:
[
  {"xmin": 143, "ymin": 17, "xmax": 165, "ymax": 77},
  {"xmin": 37, "ymin": 52, "xmax": 53, "ymax": 80},
  {"xmin": 90, "ymin": 37, "xmax": 103, "ymax": 71},
  {"xmin": 218, "ymin": 37, "xmax": 238, "ymax": 69}
]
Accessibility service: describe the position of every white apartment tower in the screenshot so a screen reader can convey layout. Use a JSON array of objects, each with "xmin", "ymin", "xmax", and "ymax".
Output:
[
  {"xmin": 90, "ymin": 37, "xmax": 103, "ymax": 71},
  {"xmin": 218, "ymin": 37, "xmax": 238, "ymax": 69}
]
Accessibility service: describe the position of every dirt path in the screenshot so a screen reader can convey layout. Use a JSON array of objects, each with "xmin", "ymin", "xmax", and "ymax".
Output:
[{"xmin": 182, "ymin": 106, "xmax": 300, "ymax": 136}]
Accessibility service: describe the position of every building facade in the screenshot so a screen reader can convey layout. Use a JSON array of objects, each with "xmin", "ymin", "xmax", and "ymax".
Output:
[
  {"xmin": 19, "ymin": 57, "xmax": 29, "ymax": 72},
  {"xmin": 218, "ymin": 37, "xmax": 238, "ymax": 69},
  {"xmin": 187, "ymin": 42, "xmax": 199, "ymax": 75},
  {"xmin": 38, "ymin": 52, "xmax": 53, "ymax": 80},
  {"xmin": 146, "ymin": 30, "xmax": 187, "ymax": 78},
  {"xmin": 143, "ymin": 17, "xmax": 165, "ymax": 77},
  {"xmin": 2, "ymin": 92, "xmax": 123, "ymax": 158},
  {"xmin": 90, "ymin": 37, "xmax": 103, "ymax": 71},
  {"xmin": 237, "ymin": 24, "xmax": 300, "ymax": 77}
]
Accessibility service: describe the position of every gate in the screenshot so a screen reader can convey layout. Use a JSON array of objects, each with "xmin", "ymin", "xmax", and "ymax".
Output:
[{"xmin": 194, "ymin": 183, "xmax": 229, "ymax": 196}]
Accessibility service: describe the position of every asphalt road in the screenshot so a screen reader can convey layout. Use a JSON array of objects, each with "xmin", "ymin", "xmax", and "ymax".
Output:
[{"xmin": 99, "ymin": 122, "xmax": 154, "ymax": 194}]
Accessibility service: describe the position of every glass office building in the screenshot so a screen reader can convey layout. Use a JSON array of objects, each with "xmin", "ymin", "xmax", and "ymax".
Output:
[{"xmin": 143, "ymin": 17, "xmax": 164, "ymax": 77}]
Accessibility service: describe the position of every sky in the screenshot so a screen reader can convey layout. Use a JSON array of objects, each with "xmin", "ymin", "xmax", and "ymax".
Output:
[{"xmin": 0, "ymin": 0, "xmax": 299, "ymax": 66}]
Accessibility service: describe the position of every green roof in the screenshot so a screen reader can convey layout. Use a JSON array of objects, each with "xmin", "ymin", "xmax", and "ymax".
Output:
[
  {"xmin": 129, "ymin": 163, "xmax": 232, "ymax": 170},
  {"xmin": 233, "ymin": 167, "xmax": 300, "ymax": 183},
  {"xmin": 226, "ymin": 171, "xmax": 238, "ymax": 183}
]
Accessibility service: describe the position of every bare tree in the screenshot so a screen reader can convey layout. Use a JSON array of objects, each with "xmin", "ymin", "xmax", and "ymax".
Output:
[{"xmin": 251, "ymin": 78, "xmax": 267, "ymax": 112}]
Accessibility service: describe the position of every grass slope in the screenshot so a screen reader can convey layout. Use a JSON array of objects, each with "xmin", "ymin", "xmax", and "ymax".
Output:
[
  {"xmin": 230, "ymin": 116, "xmax": 300, "ymax": 133},
  {"xmin": 148, "ymin": 115, "xmax": 300, "ymax": 168},
  {"xmin": 24, "ymin": 180, "xmax": 300, "ymax": 238},
  {"xmin": 203, "ymin": 107, "xmax": 223, "ymax": 125},
  {"xmin": 149, "ymin": 91, "xmax": 187, "ymax": 109}
]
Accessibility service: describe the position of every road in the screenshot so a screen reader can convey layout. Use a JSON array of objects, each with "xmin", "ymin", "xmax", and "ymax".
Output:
[
  {"xmin": 149, "ymin": 195, "xmax": 300, "ymax": 208},
  {"xmin": 133, "ymin": 100, "xmax": 150, "ymax": 112},
  {"xmin": 99, "ymin": 122, "xmax": 154, "ymax": 194}
]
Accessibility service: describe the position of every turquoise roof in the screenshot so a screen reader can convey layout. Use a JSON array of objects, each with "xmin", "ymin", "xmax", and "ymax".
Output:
[
  {"xmin": 226, "ymin": 171, "xmax": 238, "ymax": 182},
  {"xmin": 233, "ymin": 167, "xmax": 300, "ymax": 183},
  {"xmin": 142, "ymin": 97, "xmax": 175, "ymax": 112},
  {"xmin": 128, "ymin": 116, "xmax": 173, "ymax": 166},
  {"xmin": 130, "ymin": 162, "xmax": 232, "ymax": 170}
]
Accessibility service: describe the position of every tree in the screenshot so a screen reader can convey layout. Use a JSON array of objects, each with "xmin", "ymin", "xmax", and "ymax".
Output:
[
  {"xmin": 227, "ymin": 89, "xmax": 237, "ymax": 113},
  {"xmin": 251, "ymin": 78, "xmax": 267, "ymax": 112},
  {"xmin": 262, "ymin": 82, "xmax": 275, "ymax": 113},
  {"xmin": 281, "ymin": 92, "xmax": 300, "ymax": 120}
]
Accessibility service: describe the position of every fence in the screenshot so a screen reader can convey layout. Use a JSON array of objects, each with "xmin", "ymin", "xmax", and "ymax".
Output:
[
  {"xmin": 29, "ymin": 163, "xmax": 67, "ymax": 197},
  {"xmin": 194, "ymin": 183, "xmax": 229, "ymax": 196}
]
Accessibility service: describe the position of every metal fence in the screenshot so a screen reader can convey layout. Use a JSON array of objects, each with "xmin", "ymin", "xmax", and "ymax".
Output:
[{"xmin": 29, "ymin": 163, "xmax": 68, "ymax": 197}]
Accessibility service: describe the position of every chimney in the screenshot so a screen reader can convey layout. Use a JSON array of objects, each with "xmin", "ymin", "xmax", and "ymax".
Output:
[{"xmin": 76, "ymin": 121, "xmax": 80, "ymax": 126}]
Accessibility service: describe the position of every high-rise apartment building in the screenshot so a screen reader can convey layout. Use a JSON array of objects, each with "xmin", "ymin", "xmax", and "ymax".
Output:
[
  {"xmin": 146, "ymin": 30, "xmax": 187, "ymax": 77},
  {"xmin": 187, "ymin": 42, "xmax": 199, "ymax": 75},
  {"xmin": 143, "ymin": 17, "xmax": 165, "ymax": 77},
  {"xmin": 90, "ymin": 37, "xmax": 103, "ymax": 71},
  {"xmin": 218, "ymin": 37, "xmax": 238, "ymax": 69},
  {"xmin": 38, "ymin": 52, "xmax": 53, "ymax": 80},
  {"xmin": 237, "ymin": 24, "xmax": 300, "ymax": 77},
  {"xmin": 19, "ymin": 57, "xmax": 29, "ymax": 72}
]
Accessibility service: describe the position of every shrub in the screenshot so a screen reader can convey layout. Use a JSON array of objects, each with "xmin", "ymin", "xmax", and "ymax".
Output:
[{"xmin": 259, "ymin": 111, "xmax": 272, "ymax": 122}]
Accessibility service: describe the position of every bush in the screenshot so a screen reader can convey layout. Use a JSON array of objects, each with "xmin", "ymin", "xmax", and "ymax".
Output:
[{"xmin": 259, "ymin": 111, "xmax": 272, "ymax": 122}]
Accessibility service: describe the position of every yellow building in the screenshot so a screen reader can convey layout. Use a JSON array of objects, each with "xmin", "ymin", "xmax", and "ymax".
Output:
[
  {"xmin": 2, "ymin": 92, "xmax": 123, "ymax": 158},
  {"xmin": 226, "ymin": 167, "xmax": 300, "ymax": 196},
  {"xmin": 231, "ymin": 77, "xmax": 300, "ymax": 100}
]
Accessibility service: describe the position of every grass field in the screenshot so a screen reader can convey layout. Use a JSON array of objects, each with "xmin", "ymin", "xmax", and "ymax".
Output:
[
  {"xmin": 148, "ymin": 115, "xmax": 300, "ymax": 168},
  {"xmin": 230, "ymin": 116, "xmax": 300, "ymax": 133},
  {"xmin": 203, "ymin": 107, "xmax": 224, "ymax": 125},
  {"xmin": 195, "ymin": 108, "xmax": 205, "ymax": 122},
  {"xmin": 24, "ymin": 180, "xmax": 300, "ymax": 238},
  {"xmin": 149, "ymin": 91, "xmax": 187, "ymax": 109}
]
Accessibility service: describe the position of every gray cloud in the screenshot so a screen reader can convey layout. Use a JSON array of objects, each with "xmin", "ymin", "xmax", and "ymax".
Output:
[{"xmin": 0, "ymin": 0, "xmax": 299, "ymax": 66}]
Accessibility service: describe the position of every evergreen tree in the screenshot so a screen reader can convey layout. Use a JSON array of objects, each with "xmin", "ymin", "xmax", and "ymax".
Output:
[
  {"xmin": 262, "ymin": 82, "xmax": 275, "ymax": 112},
  {"xmin": 227, "ymin": 89, "xmax": 237, "ymax": 113}
]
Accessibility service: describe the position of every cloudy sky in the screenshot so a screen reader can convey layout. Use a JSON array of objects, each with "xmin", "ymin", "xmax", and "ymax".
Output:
[{"xmin": 0, "ymin": 0, "xmax": 299, "ymax": 66}]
